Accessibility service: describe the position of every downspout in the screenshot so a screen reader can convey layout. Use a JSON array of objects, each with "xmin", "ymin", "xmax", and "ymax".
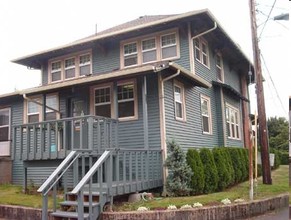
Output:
[
  {"xmin": 189, "ymin": 21, "xmax": 217, "ymax": 73},
  {"xmin": 158, "ymin": 69, "xmax": 180, "ymax": 196}
]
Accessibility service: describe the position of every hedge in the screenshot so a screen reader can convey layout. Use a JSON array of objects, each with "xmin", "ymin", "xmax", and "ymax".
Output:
[{"xmin": 213, "ymin": 148, "xmax": 231, "ymax": 191}]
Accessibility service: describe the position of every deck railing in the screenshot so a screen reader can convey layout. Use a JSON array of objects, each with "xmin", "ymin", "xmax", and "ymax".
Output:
[{"xmin": 12, "ymin": 115, "xmax": 118, "ymax": 160}]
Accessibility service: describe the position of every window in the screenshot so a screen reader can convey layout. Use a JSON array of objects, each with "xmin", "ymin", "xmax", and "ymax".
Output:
[
  {"xmin": 174, "ymin": 82, "xmax": 185, "ymax": 120},
  {"xmin": 194, "ymin": 38, "xmax": 209, "ymax": 67},
  {"xmin": 79, "ymin": 54, "xmax": 91, "ymax": 76},
  {"xmin": 64, "ymin": 57, "xmax": 76, "ymax": 79},
  {"xmin": 118, "ymin": 80, "xmax": 137, "ymax": 120},
  {"xmin": 161, "ymin": 33, "xmax": 177, "ymax": 59},
  {"xmin": 0, "ymin": 108, "xmax": 10, "ymax": 142},
  {"xmin": 25, "ymin": 94, "xmax": 59, "ymax": 123},
  {"xmin": 121, "ymin": 29, "xmax": 179, "ymax": 68},
  {"xmin": 142, "ymin": 38, "xmax": 157, "ymax": 63},
  {"xmin": 216, "ymin": 54, "xmax": 224, "ymax": 82},
  {"xmin": 201, "ymin": 95, "xmax": 212, "ymax": 134},
  {"xmin": 51, "ymin": 61, "xmax": 62, "ymax": 82},
  {"xmin": 49, "ymin": 51, "xmax": 92, "ymax": 83},
  {"xmin": 124, "ymin": 42, "xmax": 138, "ymax": 67},
  {"xmin": 93, "ymin": 86, "xmax": 112, "ymax": 118},
  {"xmin": 226, "ymin": 104, "xmax": 240, "ymax": 139}
]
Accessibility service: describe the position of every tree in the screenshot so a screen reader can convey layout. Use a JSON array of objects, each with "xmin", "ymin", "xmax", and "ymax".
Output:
[
  {"xmin": 186, "ymin": 149, "xmax": 205, "ymax": 195},
  {"xmin": 164, "ymin": 140, "xmax": 193, "ymax": 196},
  {"xmin": 267, "ymin": 117, "xmax": 288, "ymax": 151},
  {"xmin": 213, "ymin": 148, "xmax": 230, "ymax": 191}
]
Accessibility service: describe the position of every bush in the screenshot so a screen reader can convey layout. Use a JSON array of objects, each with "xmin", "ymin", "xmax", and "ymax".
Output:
[
  {"xmin": 239, "ymin": 148, "xmax": 249, "ymax": 181},
  {"xmin": 228, "ymin": 148, "xmax": 243, "ymax": 183},
  {"xmin": 220, "ymin": 147, "xmax": 235, "ymax": 186},
  {"xmin": 164, "ymin": 140, "xmax": 193, "ymax": 196},
  {"xmin": 270, "ymin": 149, "xmax": 281, "ymax": 170},
  {"xmin": 199, "ymin": 148, "xmax": 218, "ymax": 193},
  {"xmin": 186, "ymin": 149, "xmax": 205, "ymax": 195},
  {"xmin": 213, "ymin": 148, "xmax": 231, "ymax": 191},
  {"xmin": 279, "ymin": 151, "xmax": 289, "ymax": 165}
]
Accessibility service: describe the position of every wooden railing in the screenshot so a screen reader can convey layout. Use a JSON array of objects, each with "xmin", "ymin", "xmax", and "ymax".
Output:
[{"xmin": 12, "ymin": 115, "xmax": 118, "ymax": 160}]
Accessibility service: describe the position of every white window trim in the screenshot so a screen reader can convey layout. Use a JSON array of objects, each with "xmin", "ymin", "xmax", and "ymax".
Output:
[
  {"xmin": 226, "ymin": 103, "xmax": 241, "ymax": 140},
  {"xmin": 160, "ymin": 32, "xmax": 178, "ymax": 60},
  {"xmin": 194, "ymin": 37, "xmax": 210, "ymax": 69},
  {"xmin": 0, "ymin": 107, "xmax": 11, "ymax": 142},
  {"xmin": 24, "ymin": 93, "xmax": 60, "ymax": 124},
  {"xmin": 216, "ymin": 53, "xmax": 224, "ymax": 82},
  {"xmin": 90, "ymin": 83, "xmax": 114, "ymax": 118},
  {"xmin": 201, "ymin": 94, "xmax": 212, "ymax": 134},
  {"xmin": 48, "ymin": 50, "xmax": 92, "ymax": 84},
  {"xmin": 174, "ymin": 80, "xmax": 186, "ymax": 122},
  {"xmin": 120, "ymin": 28, "xmax": 180, "ymax": 68},
  {"xmin": 64, "ymin": 57, "xmax": 76, "ymax": 79},
  {"xmin": 141, "ymin": 37, "xmax": 157, "ymax": 64},
  {"xmin": 117, "ymin": 79, "xmax": 138, "ymax": 121},
  {"xmin": 123, "ymin": 41, "xmax": 139, "ymax": 68}
]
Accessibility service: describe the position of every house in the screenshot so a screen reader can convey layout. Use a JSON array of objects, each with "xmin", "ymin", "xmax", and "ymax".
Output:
[{"xmin": 0, "ymin": 8, "xmax": 253, "ymax": 219}]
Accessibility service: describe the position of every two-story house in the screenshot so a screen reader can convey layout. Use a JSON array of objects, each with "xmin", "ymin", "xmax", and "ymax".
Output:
[{"xmin": 0, "ymin": 9, "xmax": 253, "ymax": 219}]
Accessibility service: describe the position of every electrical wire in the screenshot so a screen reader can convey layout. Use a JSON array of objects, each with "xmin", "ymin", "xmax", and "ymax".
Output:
[
  {"xmin": 260, "ymin": 53, "xmax": 287, "ymax": 115},
  {"xmin": 258, "ymin": 0, "xmax": 277, "ymax": 39}
]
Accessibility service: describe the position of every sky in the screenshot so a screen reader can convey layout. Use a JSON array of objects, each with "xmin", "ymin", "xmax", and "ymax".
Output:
[{"xmin": 0, "ymin": 0, "xmax": 289, "ymax": 118}]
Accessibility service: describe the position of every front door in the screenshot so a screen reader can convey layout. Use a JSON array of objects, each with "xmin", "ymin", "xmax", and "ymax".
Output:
[{"xmin": 0, "ymin": 108, "xmax": 11, "ymax": 156}]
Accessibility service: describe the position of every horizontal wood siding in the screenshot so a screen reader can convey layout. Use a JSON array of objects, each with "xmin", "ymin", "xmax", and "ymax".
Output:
[
  {"xmin": 174, "ymin": 25, "xmax": 190, "ymax": 71},
  {"xmin": 42, "ymin": 64, "xmax": 48, "ymax": 85}
]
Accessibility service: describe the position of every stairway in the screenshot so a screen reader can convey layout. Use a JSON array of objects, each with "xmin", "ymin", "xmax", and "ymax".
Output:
[{"xmin": 50, "ymin": 191, "xmax": 108, "ymax": 220}]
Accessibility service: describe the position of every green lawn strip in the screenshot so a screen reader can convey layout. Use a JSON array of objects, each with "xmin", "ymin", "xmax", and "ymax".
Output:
[
  {"xmin": 0, "ymin": 166, "xmax": 288, "ymax": 210},
  {"xmin": 114, "ymin": 165, "xmax": 289, "ymax": 211}
]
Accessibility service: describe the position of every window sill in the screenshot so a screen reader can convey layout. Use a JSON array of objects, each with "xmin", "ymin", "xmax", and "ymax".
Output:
[
  {"xmin": 118, "ymin": 116, "xmax": 138, "ymax": 122},
  {"xmin": 175, "ymin": 117, "xmax": 186, "ymax": 122}
]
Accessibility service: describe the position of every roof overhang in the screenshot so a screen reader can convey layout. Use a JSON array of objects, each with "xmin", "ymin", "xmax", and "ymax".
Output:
[{"xmin": 212, "ymin": 81, "xmax": 249, "ymax": 102}]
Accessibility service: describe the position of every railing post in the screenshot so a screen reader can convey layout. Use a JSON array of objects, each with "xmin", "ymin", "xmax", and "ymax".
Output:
[
  {"xmin": 77, "ymin": 190, "xmax": 84, "ymax": 220},
  {"xmin": 88, "ymin": 117, "xmax": 94, "ymax": 150},
  {"xmin": 12, "ymin": 127, "xmax": 16, "ymax": 160},
  {"xmin": 41, "ymin": 195, "xmax": 48, "ymax": 220},
  {"xmin": 107, "ymin": 153, "xmax": 113, "ymax": 209}
]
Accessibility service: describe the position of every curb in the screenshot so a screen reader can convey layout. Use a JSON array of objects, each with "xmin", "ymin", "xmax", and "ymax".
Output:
[
  {"xmin": 0, "ymin": 194, "xmax": 289, "ymax": 220},
  {"xmin": 101, "ymin": 193, "xmax": 289, "ymax": 220}
]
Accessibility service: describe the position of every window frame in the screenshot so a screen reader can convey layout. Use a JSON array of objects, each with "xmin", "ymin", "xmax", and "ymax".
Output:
[
  {"xmin": 225, "ymin": 103, "xmax": 241, "ymax": 140},
  {"xmin": 90, "ymin": 83, "xmax": 114, "ymax": 118},
  {"xmin": 160, "ymin": 32, "xmax": 178, "ymax": 60},
  {"xmin": 117, "ymin": 79, "xmax": 138, "ymax": 121},
  {"xmin": 173, "ymin": 81, "xmax": 186, "ymax": 121},
  {"xmin": 0, "ymin": 107, "xmax": 11, "ymax": 142},
  {"xmin": 194, "ymin": 37, "xmax": 210, "ymax": 68},
  {"xmin": 123, "ymin": 41, "xmax": 139, "ymax": 67},
  {"xmin": 120, "ymin": 28, "xmax": 180, "ymax": 68},
  {"xmin": 64, "ymin": 57, "xmax": 76, "ymax": 80},
  {"xmin": 141, "ymin": 37, "xmax": 157, "ymax": 64},
  {"xmin": 216, "ymin": 53, "xmax": 224, "ymax": 82},
  {"xmin": 48, "ymin": 50, "xmax": 92, "ymax": 84},
  {"xmin": 200, "ymin": 95, "xmax": 212, "ymax": 134}
]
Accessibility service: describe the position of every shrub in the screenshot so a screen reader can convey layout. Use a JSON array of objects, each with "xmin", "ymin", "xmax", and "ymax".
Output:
[
  {"xmin": 239, "ymin": 148, "xmax": 249, "ymax": 181},
  {"xmin": 270, "ymin": 149, "xmax": 281, "ymax": 170},
  {"xmin": 279, "ymin": 151, "xmax": 289, "ymax": 165},
  {"xmin": 213, "ymin": 148, "xmax": 230, "ymax": 191},
  {"xmin": 199, "ymin": 148, "xmax": 218, "ymax": 193},
  {"xmin": 186, "ymin": 149, "xmax": 205, "ymax": 195},
  {"xmin": 228, "ymin": 148, "xmax": 243, "ymax": 183},
  {"xmin": 221, "ymin": 147, "xmax": 235, "ymax": 186},
  {"xmin": 164, "ymin": 140, "xmax": 193, "ymax": 196}
]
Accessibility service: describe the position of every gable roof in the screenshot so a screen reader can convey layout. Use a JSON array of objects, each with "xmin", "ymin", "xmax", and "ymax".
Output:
[{"xmin": 12, "ymin": 8, "xmax": 251, "ymax": 69}]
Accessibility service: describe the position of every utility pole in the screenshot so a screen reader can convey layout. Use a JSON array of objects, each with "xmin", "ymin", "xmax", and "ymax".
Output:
[{"xmin": 249, "ymin": 0, "xmax": 272, "ymax": 184}]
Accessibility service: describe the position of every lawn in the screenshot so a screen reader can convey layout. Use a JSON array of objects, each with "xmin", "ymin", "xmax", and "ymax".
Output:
[{"xmin": 0, "ymin": 165, "xmax": 288, "ymax": 210}]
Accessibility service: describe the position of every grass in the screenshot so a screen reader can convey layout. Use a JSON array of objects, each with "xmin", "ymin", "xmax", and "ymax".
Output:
[
  {"xmin": 0, "ymin": 165, "xmax": 288, "ymax": 210},
  {"xmin": 113, "ymin": 165, "xmax": 289, "ymax": 211}
]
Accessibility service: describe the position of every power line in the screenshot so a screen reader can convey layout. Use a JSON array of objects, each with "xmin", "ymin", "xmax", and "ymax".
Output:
[
  {"xmin": 258, "ymin": 0, "xmax": 277, "ymax": 39},
  {"xmin": 260, "ymin": 53, "xmax": 287, "ymax": 115}
]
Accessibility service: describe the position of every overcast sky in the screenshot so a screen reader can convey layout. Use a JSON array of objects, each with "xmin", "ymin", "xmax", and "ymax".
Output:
[{"xmin": 0, "ymin": 0, "xmax": 289, "ymax": 118}]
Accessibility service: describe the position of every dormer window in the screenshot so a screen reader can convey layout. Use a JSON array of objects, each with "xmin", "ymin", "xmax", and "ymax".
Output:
[
  {"xmin": 120, "ymin": 28, "xmax": 179, "ymax": 68},
  {"xmin": 48, "ymin": 50, "xmax": 92, "ymax": 84}
]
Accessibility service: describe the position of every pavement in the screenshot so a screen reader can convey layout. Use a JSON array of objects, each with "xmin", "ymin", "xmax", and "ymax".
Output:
[{"xmin": 246, "ymin": 207, "xmax": 289, "ymax": 220}]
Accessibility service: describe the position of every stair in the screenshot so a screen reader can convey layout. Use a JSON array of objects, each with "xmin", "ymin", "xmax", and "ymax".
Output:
[{"xmin": 50, "ymin": 191, "xmax": 107, "ymax": 220}]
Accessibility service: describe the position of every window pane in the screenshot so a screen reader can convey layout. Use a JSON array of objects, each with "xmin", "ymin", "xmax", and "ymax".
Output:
[
  {"xmin": 80, "ymin": 65, "xmax": 90, "ymax": 76},
  {"xmin": 0, "ymin": 127, "xmax": 8, "ymax": 141},
  {"xmin": 227, "ymin": 122, "xmax": 230, "ymax": 137},
  {"xmin": 201, "ymin": 99, "xmax": 208, "ymax": 116},
  {"xmin": 95, "ymin": 105, "xmax": 111, "ymax": 118},
  {"xmin": 174, "ymin": 86, "xmax": 181, "ymax": 102},
  {"xmin": 0, "ymin": 110, "xmax": 9, "ymax": 126},
  {"xmin": 46, "ymin": 95, "xmax": 58, "ymax": 111},
  {"xmin": 65, "ymin": 68, "xmax": 75, "ymax": 79},
  {"xmin": 28, "ymin": 101, "xmax": 39, "ymax": 114},
  {"xmin": 124, "ymin": 55, "xmax": 137, "ymax": 66},
  {"xmin": 162, "ymin": 46, "xmax": 177, "ymax": 59},
  {"xmin": 52, "ymin": 71, "xmax": 61, "ymax": 81},
  {"xmin": 175, "ymin": 102, "xmax": 182, "ymax": 118},
  {"xmin": 231, "ymin": 124, "xmax": 235, "ymax": 138},
  {"xmin": 28, "ymin": 114, "xmax": 39, "ymax": 123},
  {"xmin": 161, "ymin": 34, "xmax": 176, "ymax": 46},
  {"xmin": 80, "ymin": 54, "xmax": 90, "ymax": 65},
  {"xmin": 52, "ymin": 61, "xmax": 61, "ymax": 71},
  {"xmin": 118, "ymin": 101, "xmax": 134, "ymax": 118},
  {"xmin": 202, "ymin": 54, "xmax": 208, "ymax": 66},
  {"xmin": 118, "ymin": 84, "xmax": 134, "ymax": 101},
  {"xmin": 143, "ymin": 50, "xmax": 157, "ymax": 63},
  {"xmin": 202, "ymin": 116, "xmax": 210, "ymax": 133},
  {"xmin": 124, "ymin": 43, "xmax": 137, "ymax": 55},
  {"xmin": 142, "ymin": 38, "xmax": 155, "ymax": 50},
  {"xmin": 65, "ymin": 58, "xmax": 75, "ymax": 68},
  {"xmin": 95, "ymin": 87, "xmax": 110, "ymax": 104},
  {"xmin": 236, "ymin": 125, "xmax": 240, "ymax": 139}
]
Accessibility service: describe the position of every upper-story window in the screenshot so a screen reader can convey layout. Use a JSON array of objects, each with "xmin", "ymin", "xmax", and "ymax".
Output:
[
  {"xmin": 194, "ymin": 38, "xmax": 209, "ymax": 67},
  {"xmin": 49, "ymin": 51, "xmax": 92, "ymax": 83},
  {"xmin": 174, "ymin": 81, "xmax": 186, "ymax": 121},
  {"xmin": 142, "ymin": 38, "xmax": 157, "ymax": 63},
  {"xmin": 226, "ymin": 103, "xmax": 240, "ymax": 140},
  {"xmin": 121, "ymin": 29, "xmax": 179, "ymax": 68},
  {"xmin": 124, "ymin": 42, "xmax": 138, "ymax": 67},
  {"xmin": 216, "ymin": 53, "xmax": 224, "ymax": 82}
]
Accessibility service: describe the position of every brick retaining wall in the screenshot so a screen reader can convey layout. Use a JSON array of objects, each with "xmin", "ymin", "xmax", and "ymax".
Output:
[{"xmin": 0, "ymin": 193, "xmax": 288, "ymax": 220}]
